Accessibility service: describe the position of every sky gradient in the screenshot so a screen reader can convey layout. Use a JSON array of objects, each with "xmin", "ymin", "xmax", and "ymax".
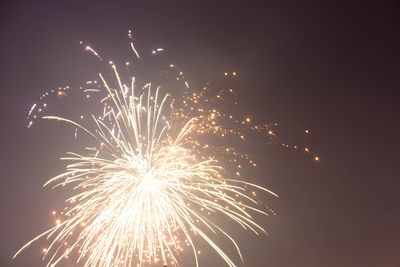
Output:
[{"xmin": 1, "ymin": 1, "xmax": 399, "ymax": 266}]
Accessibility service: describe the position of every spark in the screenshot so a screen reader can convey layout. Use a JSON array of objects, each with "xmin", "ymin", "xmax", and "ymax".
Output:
[
  {"xmin": 128, "ymin": 30, "xmax": 141, "ymax": 60},
  {"xmin": 81, "ymin": 43, "xmax": 102, "ymax": 61},
  {"xmin": 28, "ymin": 103, "xmax": 37, "ymax": 116}
]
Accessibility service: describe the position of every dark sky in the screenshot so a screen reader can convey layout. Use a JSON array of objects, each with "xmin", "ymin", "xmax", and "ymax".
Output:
[{"xmin": 1, "ymin": 0, "xmax": 399, "ymax": 266}]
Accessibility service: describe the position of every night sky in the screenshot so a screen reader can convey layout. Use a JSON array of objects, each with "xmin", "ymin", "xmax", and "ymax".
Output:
[{"xmin": 1, "ymin": 1, "xmax": 399, "ymax": 266}]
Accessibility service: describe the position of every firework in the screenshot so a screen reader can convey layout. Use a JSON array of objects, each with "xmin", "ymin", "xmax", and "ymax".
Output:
[{"xmin": 14, "ymin": 32, "xmax": 316, "ymax": 267}]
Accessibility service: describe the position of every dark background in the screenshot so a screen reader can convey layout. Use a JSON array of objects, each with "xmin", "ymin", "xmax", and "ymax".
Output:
[{"xmin": 1, "ymin": 0, "xmax": 399, "ymax": 266}]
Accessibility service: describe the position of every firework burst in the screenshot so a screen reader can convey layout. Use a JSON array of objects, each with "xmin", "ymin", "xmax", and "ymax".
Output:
[{"xmin": 14, "ymin": 32, "xmax": 289, "ymax": 267}]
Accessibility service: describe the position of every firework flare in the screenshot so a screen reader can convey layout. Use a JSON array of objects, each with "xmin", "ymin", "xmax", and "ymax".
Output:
[{"xmin": 15, "ymin": 31, "xmax": 318, "ymax": 267}]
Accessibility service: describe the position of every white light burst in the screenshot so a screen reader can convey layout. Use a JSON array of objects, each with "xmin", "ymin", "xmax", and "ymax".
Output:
[{"xmin": 15, "ymin": 33, "xmax": 281, "ymax": 267}]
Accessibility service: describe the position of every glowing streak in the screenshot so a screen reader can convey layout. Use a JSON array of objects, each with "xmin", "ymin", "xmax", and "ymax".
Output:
[
  {"xmin": 83, "ymin": 45, "xmax": 102, "ymax": 61},
  {"xmin": 28, "ymin": 103, "xmax": 37, "ymax": 116}
]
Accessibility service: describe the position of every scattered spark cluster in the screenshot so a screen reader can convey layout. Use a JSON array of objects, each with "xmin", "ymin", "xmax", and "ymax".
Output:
[{"xmin": 17, "ymin": 31, "xmax": 319, "ymax": 267}]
